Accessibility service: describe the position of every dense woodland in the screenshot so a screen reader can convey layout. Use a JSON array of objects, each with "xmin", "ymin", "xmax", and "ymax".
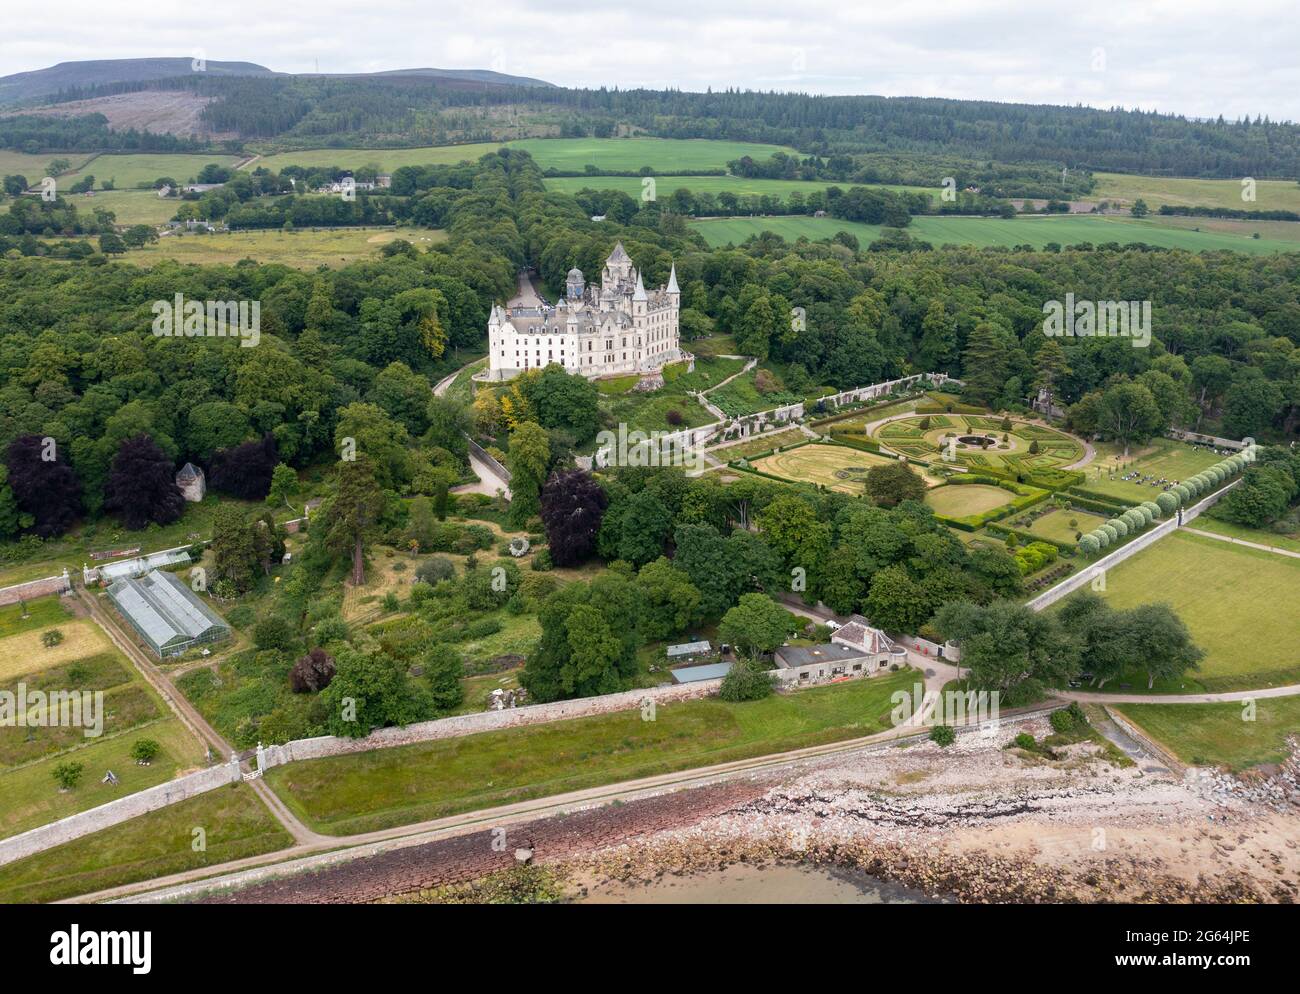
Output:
[
  {"xmin": 10, "ymin": 72, "xmax": 1300, "ymax": 186},
  {"xmin": 0, "ymin": 142, "xmax": 1291, "ymax": 736}
]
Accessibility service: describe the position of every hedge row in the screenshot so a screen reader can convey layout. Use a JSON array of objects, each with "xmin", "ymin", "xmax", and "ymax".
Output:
[
  {"xmin": 1064, "ymin": 489, "xmax": 1134, "ymax": 515},
  {"xmin": 984, "ymin": 521, "xmax": 1079, "ymax": 554}
]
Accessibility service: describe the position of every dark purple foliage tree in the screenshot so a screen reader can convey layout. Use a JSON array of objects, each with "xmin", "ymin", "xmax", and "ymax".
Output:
[
  {"xmin": 209, "ymin": 434, "xmax": 279, "ymax": 501},
  {"xmin": 104, "ymin": 434, "xmax": 186, "ymax": 530},
  {"xmin": 539, "ymin": 469, "xmax": 608, "ymax": 567},
  {"xmin": 5, "ymin": 434, "xmax": 82, "ymax": 538},
  {"xmin": 290, "ymin": 647, "xmax": 337, "ymax": 693}
]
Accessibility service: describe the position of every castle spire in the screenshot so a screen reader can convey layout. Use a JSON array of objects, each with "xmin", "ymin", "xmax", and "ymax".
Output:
[
  {"xmin": 633, "ymin": 271, "xmax": 647, "ymax": 302},
  {"xmin": 666, "ymin": 263, "xmax": 679, "ymax": 294}
]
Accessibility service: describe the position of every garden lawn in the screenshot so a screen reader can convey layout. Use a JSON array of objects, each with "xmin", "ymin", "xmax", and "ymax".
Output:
[
  {"xmin": 1114, "ymin": 696, "xmax": 1300, "ymax": 772},
  {"xmin": 707, "ymin": 427, "xmax": 808, "ymax": 461},
  {"xmin": 0, "ymin": 618, "xmax": 115, "ymax": 681},
  {"xmin": 925, "ymin": 484, "xmax": 1015, "ymax": 518},
  {"xmin": 1078, "ymin": 438, "xmax": 1225, "ymax": 503},
  {"xmin": 0, "ymin": 784, "xmax": 292, "ymax": 903},
  {"xmin": 1026, "ymin": 508, "xmax": 1107, "ymax": 545},
  {"xmin": 0, "ymin": 717, "xmax": 207, "ymax": 840},
  {"xmin": 0, "ymin": 596, "xmax": 74, "ymax": 640},
  {"xmin": 264, "ymin": 669, "xmax": 919, "ymax": 835},
  {"xmin": 1086, "ymin": 531, "xmax": 1300, "ymax": 692}
]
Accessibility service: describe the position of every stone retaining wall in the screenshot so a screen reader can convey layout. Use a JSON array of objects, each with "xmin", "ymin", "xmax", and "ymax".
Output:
[
  {"xmin": 0, "ymin": 759, "xmax": 241, "ymax": 867},
  {"xmin": 262, "ymin": 679, "xmax": 723, "ymax": 768}
]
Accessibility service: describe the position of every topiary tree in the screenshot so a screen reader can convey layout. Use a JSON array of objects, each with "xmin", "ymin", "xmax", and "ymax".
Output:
[
  {"xmin": 1028, "ymin": 439, "xmax": 1040, "ymax": 454},
  {"xmin": 1100, "ymin": 523, "xmax": 1119, "ymax": 544},
  {"xmin": 1092, "ymin": 528, "xmax": 1111, "ymax": 549},
  {"xmin": 1107, "ymin": 518, "xmax": 1128, "ymax": 538},
  {"xmin": 1156, "ymin": 492, "xmax": 1178, "ymax": 515},
  {"xmin": 1079, "ymin": 533, "xmax": 1101, "ymax": 555},
  {"xmin": 1122, "ymin": 509, "xmax": 1145, "ymax": 531},
  {"xmin": 1173, "ymin": 484, "xmax": 1192, "ymax": 504},
  {"xmin": 1140, "ymin": 501, "xmax": 1161, "ymax": 522}
]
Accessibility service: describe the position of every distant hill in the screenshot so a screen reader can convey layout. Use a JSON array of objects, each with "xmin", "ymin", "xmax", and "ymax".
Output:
[
  {"xmin": 0, "ymin": 58, "xmax": 275, "ymax": 106},
  {"xmin": 0, "ymin": 58, "xmax": 553, "ymax": 108}
]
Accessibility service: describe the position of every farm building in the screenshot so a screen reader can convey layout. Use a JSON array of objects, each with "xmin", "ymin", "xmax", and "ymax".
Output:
[{"xmin": 107, "ymin": 569, "xmax": 230, "ymax": 658}]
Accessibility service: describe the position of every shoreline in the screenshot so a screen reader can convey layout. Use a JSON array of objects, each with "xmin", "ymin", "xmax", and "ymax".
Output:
[{"xmin": 185, "ymin": 715, "xmax": 1300, "ymax": 905}]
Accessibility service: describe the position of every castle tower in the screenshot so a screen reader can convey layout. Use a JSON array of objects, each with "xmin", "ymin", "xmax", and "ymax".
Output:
[
  {"xmin": 667, "ymin": 263, "xmax": 680, "ymax": 314},
  {"xmin": 566, "ymin": 267, "xmax": 585, "ymax": 301},
  {"xmin": 602, "ymin": 241, "xmax": 633, "ymax": 289}
]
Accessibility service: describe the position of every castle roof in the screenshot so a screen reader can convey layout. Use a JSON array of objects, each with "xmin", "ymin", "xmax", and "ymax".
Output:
[
  {"xmin": 607, "ymin": 241, "xmax": 630, "ymax": 263},
  {"xmin": 632, "ymin": 271, "xmax": 647, "ymax": 302},
  {"xmin": 667, "ymin": 263, "xmax": 679, "ymax": 294}
]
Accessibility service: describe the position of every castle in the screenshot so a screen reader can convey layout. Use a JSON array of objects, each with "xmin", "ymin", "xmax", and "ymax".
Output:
[{"xmin": 485, "ymin": 242, "xmax": 681, "ymax": 382}]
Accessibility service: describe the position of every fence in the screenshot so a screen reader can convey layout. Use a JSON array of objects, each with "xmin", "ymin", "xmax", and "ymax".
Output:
[
  {"xmin": 0, "ymin": 569, "xmax": 71, "ymax": 607},
  {"xmin": 0, "ymin": 756, "xmax": 241, "ymax": 867},
  {"xmin": 1025, "ymin": 477, "xmax": 1241, "ymax": 611}
]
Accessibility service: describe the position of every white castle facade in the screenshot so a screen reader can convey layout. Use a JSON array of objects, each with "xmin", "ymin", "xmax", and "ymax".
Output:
[{"xmin": 485, "ymin": 242, "xmax": 682, "ymax": 382}]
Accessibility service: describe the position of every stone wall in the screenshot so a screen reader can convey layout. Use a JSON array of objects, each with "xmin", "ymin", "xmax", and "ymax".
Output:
[
  {"xmin": 0, "ymin": 571, "xmax": 71, "ymax": 607},
  {"xmin": 0, "ymin": 758, "xmax": 241, "ymax": 867},
  {"xmin": 261, "ymin": 679, "xmax": 724, "ymax": 768}
]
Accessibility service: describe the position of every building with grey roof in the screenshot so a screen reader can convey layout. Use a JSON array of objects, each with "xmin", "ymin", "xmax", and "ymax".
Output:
[
  {"xmin": 485, "ymin": 243, "xmax": 682, "ymax": 382},
  {"xmin": 106, "ymin": 569, "xmax": 230, "ymax": 658},
  {"xmin": 773, "ymin": 618, "xmax": 897, "ymax": 686}
]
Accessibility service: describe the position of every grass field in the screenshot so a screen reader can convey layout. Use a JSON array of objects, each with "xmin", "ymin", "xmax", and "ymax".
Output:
[
  {"xmin": 1086, "ymin": 530, "xmax": 1300, "ymax": 692},
  {"xmin": 925, "ymin": 484, "xmax": 1016, "ymax": 518},
  {"xmin": 258, "ymin": 138, "xmax": 800, "ymax": 177},
  {"xmin": 0, "ymin": 784, "xmax": 291, "ymax": 903},
  {"xmin": 1191, "ymin": 516, "xmax": 1300, "ymax": 555},
  {"xmin": 125, "ymin": 226, "xmax": 443, "ymax": 268},
  {"xmin": 1078, "ymin": 438, "xmax": 1224, "ymax": 502},
  {"xmin": 263, "ymin": 669, "xmax": 918, "ymax": 836},
  {"xmin": 543, "ymin": 174, "xmax": 934, "ymax": 201},
  {"xmin": 752, "ymin": 443, "xmax": 896, "ymax": 493},
  {"xmin": 81, "ymin": 189, "xmax": 180, "ymax": 226},
  {"xmin": 53, "ymin": 153, "xmax": 246, "ymax": 191},
  {"xmin": 690, "ymin": 213, "xmax": 1300, "ymax": 254},
  {"xmin": 1115, "ymin": 696, "xmax": 1300, "ymax": 772},
  {"xmin": 256, "ymin": 143, "xmax": 503, "ymax": 173},
  {"xmin": 1092, "ymin": 171, "xmax": 1300, "ymax": 213},
  {"xmin": 0, "ymin": 150, "xmax": 94, "ymax": 182},
  {"xmin": 508, "ymin": 137, "xmax": 800, "ymax": 172}
]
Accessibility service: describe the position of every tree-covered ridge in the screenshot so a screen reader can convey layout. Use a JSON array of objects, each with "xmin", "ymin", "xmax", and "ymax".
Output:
[{"xmin": 14, "ymin": 73, "xmax": 1300, "ymax": 181}]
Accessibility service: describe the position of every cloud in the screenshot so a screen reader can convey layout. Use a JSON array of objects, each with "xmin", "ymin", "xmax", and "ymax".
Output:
[{"xmin": 1, "ymin": 0, "xmax": 1296, "ymax": 120}]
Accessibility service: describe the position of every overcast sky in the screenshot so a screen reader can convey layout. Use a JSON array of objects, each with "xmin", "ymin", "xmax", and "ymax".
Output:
[{"xmin": 3, "ymin": 0, "xmax": 1298, "ymax": 121}]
